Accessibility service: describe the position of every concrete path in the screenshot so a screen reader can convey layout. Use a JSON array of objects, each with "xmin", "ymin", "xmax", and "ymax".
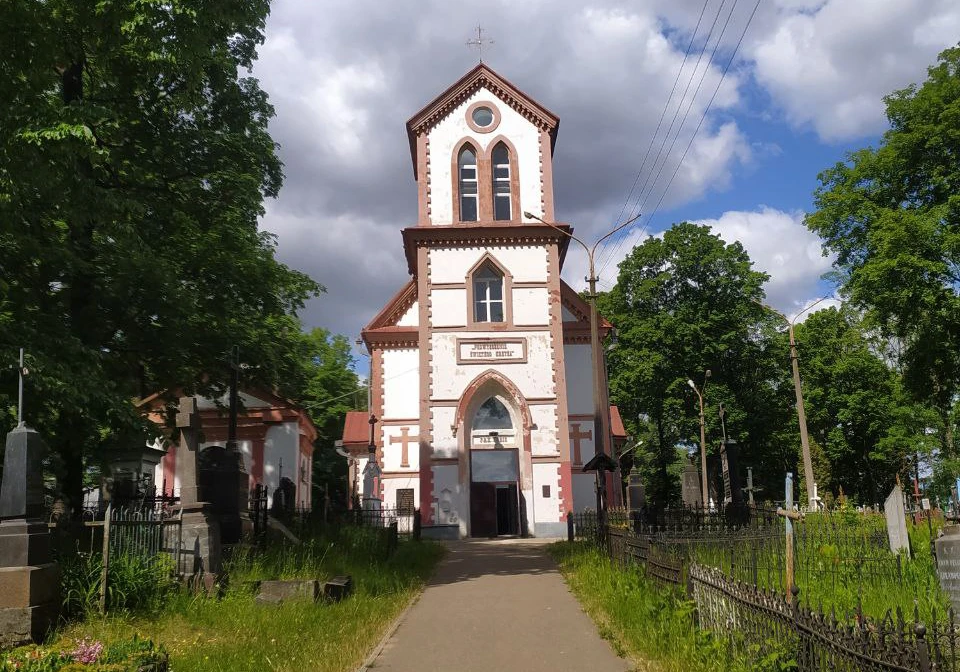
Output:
[{"xmin": 366, "ymin": 538, "xmax": 630, "ymax": 672}]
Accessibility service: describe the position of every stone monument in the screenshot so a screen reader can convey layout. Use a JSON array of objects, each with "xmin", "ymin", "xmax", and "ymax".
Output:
[
  {"xmin": 681, "ymin": 458, "xmax": 702, "ymax": 508},
  {"xmin": 0, "ymin": 425, "xmax": 59, "ymax": 647},
  {"xmin": 884, "ymin": 484, "xmax": 910, "ymax": 557},
  {"xmin": 936, "ymin": 525, "xmax": 960, "ymax": 610},
  {"xmin": 176, "ymin": 396, "xmax": 222, "ymax": 584}
]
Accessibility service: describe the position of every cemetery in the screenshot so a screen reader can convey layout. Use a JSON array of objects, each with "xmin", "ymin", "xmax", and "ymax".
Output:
[{"xmin": 5, "ymin": 3, "xmax": 960, "ymax": 672}]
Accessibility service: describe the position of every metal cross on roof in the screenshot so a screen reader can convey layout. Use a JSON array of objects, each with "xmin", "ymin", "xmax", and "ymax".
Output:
[{"xmin": 466, "ymin": 25, "xmax": 494, "ymax": 63}]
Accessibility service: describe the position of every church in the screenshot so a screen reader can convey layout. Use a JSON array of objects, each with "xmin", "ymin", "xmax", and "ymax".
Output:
[{"xmin": 342, "ymin": 64, "xmax": 626, "ymax": 539}]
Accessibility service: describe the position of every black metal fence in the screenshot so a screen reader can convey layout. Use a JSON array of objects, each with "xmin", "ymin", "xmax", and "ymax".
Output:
[
  {"xmin": 594, "ymin": 519, "xmax": 956, "ymax": 672},
  {"xmin": 354, "ymin": 506, "xmax": 419, "ymax": 539},
  {"xmin": 691, "ymin": 563, "xmax": 955, "ymax": 672}
]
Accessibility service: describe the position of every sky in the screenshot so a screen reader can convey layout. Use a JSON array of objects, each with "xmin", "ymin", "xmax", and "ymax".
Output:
[{"xmin": 250, "ymin": 0, "xmax": 960, "ymax": 349}]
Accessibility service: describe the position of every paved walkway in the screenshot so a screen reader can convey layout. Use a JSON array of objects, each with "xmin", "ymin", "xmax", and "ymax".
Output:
[{"xmin": 366, "ymin": 538, "xmax": 630, "ymax": 672}]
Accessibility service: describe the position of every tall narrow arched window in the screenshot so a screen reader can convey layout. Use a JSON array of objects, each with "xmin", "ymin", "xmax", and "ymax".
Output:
[
  {"xmin": 492, "ymin": 143, "xmax": 511, "ymax": 221},
  {"xmin": 459, "ymin": 147, "xmax": 478, "ymax": 222},
  {"xmin": 473, "ymin": 264, "xmax": 504, "ymax": 322}
]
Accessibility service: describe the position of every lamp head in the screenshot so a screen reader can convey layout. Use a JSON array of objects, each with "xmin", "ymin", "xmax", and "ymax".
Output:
[
  {"xmin": 686, "ymin": 379, "xmax": 695, "ymax": 390},
  {"xmin": 705, "ymin": 369, "xmax": 712, "ymax": 379}
]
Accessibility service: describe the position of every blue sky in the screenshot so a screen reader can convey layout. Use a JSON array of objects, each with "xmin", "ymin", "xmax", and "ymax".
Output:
[{"xmin": 250, "ymin": 0, "xmax": 960, "ymax": 345}]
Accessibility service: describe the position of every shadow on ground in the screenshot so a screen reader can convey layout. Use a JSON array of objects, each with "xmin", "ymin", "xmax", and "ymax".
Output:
[{"xmin": 425, "ymin": 538, "xmax": 562, "ymax": 586}]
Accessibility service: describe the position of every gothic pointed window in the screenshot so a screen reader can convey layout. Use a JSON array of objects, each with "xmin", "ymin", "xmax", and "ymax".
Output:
[
  {"xmin": 459, "ymin": 146, "xmax": 478, "ymax": 222},
  {"xmin": 473, "ymin": 397, "xmax": 513, "ymax": 431},
  {"xmin": 492, "ymin": 143, "xmax": 511, "ymax": 221},
  {"xmin": 473, "ymin": 263, "xmax": 504, "ymax": 323}
]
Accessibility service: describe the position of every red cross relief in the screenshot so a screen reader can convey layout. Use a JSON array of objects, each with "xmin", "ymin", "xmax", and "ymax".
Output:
[
  {"xmin": 569, "ymin": 423, "xmax": 593, "ymax": 466},
  {"xmin": 389, "ymin": 427, "xmax": 419, "ymax": 468}
]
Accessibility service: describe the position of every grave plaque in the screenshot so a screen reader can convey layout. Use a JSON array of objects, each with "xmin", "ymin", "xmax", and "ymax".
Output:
[
  {"xmin": 681, "ymin": 460, "xmax": 702, "ymax": 507},
  {"xmin": 937, "ymin": 525, "xmax": 960, "ymax": 610},
  {"xmin": 884, "ymin": 484, "xmax": 911, "ymax": 557}
]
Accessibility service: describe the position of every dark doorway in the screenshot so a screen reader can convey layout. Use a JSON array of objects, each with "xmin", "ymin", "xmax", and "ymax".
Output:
[
  {"xmin": 496, "ymin": 484, "xmax": 518, "ymax": 536},
  {"xmin": 470, "ymin": 482, "xmax": 497, "ymax": 537}
]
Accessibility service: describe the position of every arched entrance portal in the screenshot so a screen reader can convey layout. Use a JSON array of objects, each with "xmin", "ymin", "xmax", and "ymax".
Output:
[{"xmin": 457, "ymin": 371, "xmax": 532, "ymax": 537}]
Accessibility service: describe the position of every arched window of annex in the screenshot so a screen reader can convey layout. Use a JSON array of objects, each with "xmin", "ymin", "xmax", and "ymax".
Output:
[
  {"xmin": 468, "ymin": 254, "xmax": 511, "ymax": 325},
  {"xmin": 491, "ymin": 142, "xmax": 512, "ymax": 221},
  {"xmin": 457, "ymin": 144, "xmax": 479, "ymax": 222}
]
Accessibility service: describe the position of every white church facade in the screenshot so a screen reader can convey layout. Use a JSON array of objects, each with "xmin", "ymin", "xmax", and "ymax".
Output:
[{"xmin": 343, "ymin": 65, "xmax": 625, "ymax": 538}]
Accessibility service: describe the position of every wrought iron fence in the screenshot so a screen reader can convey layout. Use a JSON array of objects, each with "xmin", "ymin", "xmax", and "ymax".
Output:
[
  {"xmin": 355, "ymin": 506, "xmax": 419, "ymax": 539},
  {"xmin": 594, "ymin": 518, "xmax": 955, "ymax": 671},
  {"xmin": 690, "ymin": 563, "xmax": 954, "ymax": 672}
]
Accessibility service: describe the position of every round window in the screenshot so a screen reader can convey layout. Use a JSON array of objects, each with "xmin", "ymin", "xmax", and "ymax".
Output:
[{"xmin": 471, "ymin": 106, "xmax": 494, "ymax": 127}]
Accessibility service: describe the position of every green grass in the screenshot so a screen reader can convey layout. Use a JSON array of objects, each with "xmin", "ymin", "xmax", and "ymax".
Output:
[
  {"xmin": 549, "ymin": 542, "xmax": 791, "ymax": 672},
  {"xmin": 661, "ymin": 511, "xmax": 949, "ymax": 621},
  {"xmin": 56, "ymin": 532, "xmax": 444, "ymax": 672}
]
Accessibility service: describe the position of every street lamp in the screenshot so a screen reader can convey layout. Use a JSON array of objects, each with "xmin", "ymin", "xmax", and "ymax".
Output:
[
  {"xmin": 524, "ymin": 209, "xmax": 641, "ymax": 523},
  {"xmin": 757, "ymin": 297, "xmax": 828, "ymax": 511},
  {"xmin": 687, "ymin": 369, "xmax": 711, "ymax": 508}
]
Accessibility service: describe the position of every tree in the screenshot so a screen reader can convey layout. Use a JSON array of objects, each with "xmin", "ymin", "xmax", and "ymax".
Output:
[
  {"xmin": 806, "ymin": 45, "xmax": 960, "ymax": 457},
  {"xmin": 0, "ymin": 1, "xmax": 320, "ymax": 509},
  {"xmin": 601, "ymin": 222, "xmax": 791, "ymax": 505},
  {"xmin": 792, "ymin": 307, "xmax": 928, "ymax": 502},
  {"xmin": 295, "ymin": 329, "xmax": 366, "ymax": 509}
]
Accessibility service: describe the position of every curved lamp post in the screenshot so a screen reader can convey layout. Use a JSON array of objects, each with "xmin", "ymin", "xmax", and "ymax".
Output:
[{"xmin": 524, "ymin": 210, "xmax": 641, "ymax": 522}]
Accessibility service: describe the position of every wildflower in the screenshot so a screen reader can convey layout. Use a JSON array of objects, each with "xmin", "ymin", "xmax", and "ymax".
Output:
[{"xmin": 70, "ymin": 637, "xmax": 104, "ymax": 664}]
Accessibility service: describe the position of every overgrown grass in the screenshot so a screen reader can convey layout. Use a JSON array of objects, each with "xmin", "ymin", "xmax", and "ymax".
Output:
[
  {"xmin": 664, "ymin": 510, "xmax": 949, "ymax": 621},
  {"xmin": 550, "ymin": 542, "xmax": 793, "ymax": 672},
  {"xmin": 56, "ymin": 531, "xmax": 444, "ymax": 672}
]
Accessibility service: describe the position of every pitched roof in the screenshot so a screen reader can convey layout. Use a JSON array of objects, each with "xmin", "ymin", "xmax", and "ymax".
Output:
[
  {"xmin": 365, "ymin": 280, "xmax": 417, "ymax": 330},
  {"xmin": 610, "ymin": 406, "xmax": 627, "ymax": 439},
  {"xmin": 560, "ymin": 281, "xmax": 613, "ymax": 329},
  {"xmin": 405, "ymin": 64, "xmax": 560, "ymax": 178},
  {"xmin": 342, "ymin": 411, "xmax": 371, "ymax": 446}
]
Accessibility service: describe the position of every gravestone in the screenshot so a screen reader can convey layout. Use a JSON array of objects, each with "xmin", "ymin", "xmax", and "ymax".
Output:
[
  {"xmin": 936, "ymin": 525, "xmax": 960, "ymax": 610},
  {"xmin": 884, "ymin": 484, "xmax": 911, "ymax": 557},
  {"xmin": 176, "ymin": 397, "xmax": 222, "ymax": 582},
  {"xmin": 627, "ymin": 469, "xmax": 645, "ymax": 510},
  {"xmin": 0, "ymin": 426, "xmax": 59, "ymax": 647},
  {"xmin": 681, "ymin": 460, "xmax": 702, "ymax": 507},
  {"xmin": 720, "ymin": 441, "xmax": 742, "ymax": 506}
]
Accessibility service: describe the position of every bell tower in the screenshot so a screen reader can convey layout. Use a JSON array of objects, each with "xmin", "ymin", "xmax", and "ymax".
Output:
[{"xmin": 405, "ymin": 64, "xmax": 559, "ymax": 227}]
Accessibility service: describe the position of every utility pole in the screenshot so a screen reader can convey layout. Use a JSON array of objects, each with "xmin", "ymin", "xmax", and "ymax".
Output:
[
  {"xmin": 524, "ymin": 210, "xmax": 641, "ymax": 522},
  {"xmin": 758, "ymin": 298, "xmax": 827, "ymax": 511}
]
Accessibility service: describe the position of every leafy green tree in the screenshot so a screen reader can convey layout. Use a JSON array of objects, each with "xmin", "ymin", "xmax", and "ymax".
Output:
[
  {"xmin": 602, "ymin": 223, "xmax": 792, "ymax": 505},
  {"xmin": 807, "ymin": 45, "xmax": 960, "ymax": 457},
  {"xmin": 792, "ymin": 307, "xmax": 928, "ymax": 502},
  {"xmin": 0, "ymin": 1, "xmax": 320, "ymax": 509},
  {"xmin": 294, "ymin": 329, "xmax": 366, "ymax": 510}
]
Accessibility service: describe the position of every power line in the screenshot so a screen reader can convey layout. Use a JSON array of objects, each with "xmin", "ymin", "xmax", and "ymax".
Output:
[
  {"xmin": 637, "ymin": 0, "xmax": 763, "ymax": 239},
  {"xmin": 604, "ymin": 0, "xmax": 712, "ymax": 256},
  {"xmin": 301, "ymin": 364, "xmax": 419, "ymax": 410},
  {"xmin": 595, "ymin": 0, "xmax": 729, "ymax": 277},
  {"xmin": 597, "ymin": 0, "xmax": 741, "ymax": 280}
]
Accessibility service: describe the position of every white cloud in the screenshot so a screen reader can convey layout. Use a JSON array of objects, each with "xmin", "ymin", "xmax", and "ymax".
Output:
[
  {"xmin": 694, "ymin": 207, "xmax": 835, "ymax": 313},
  {"xmin": 252, "ymin": 0, "xmax": 756, "ymax": 338},
  {"xmin": 747, "ymin": 0, "xmax": 960, "ymax": 141},
  {"xmin": 579, "ymin": 207, "xmax": 836, "ymax": 314}
]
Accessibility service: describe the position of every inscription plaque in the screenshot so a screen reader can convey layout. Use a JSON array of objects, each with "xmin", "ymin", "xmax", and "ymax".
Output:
[
  {"xmin": 937, "ymin": 525, "xmax": 960, "ymax": 610},
  {"xmin": 457, "ymin": 338, "xmax": 527, "ymax": 364}
]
